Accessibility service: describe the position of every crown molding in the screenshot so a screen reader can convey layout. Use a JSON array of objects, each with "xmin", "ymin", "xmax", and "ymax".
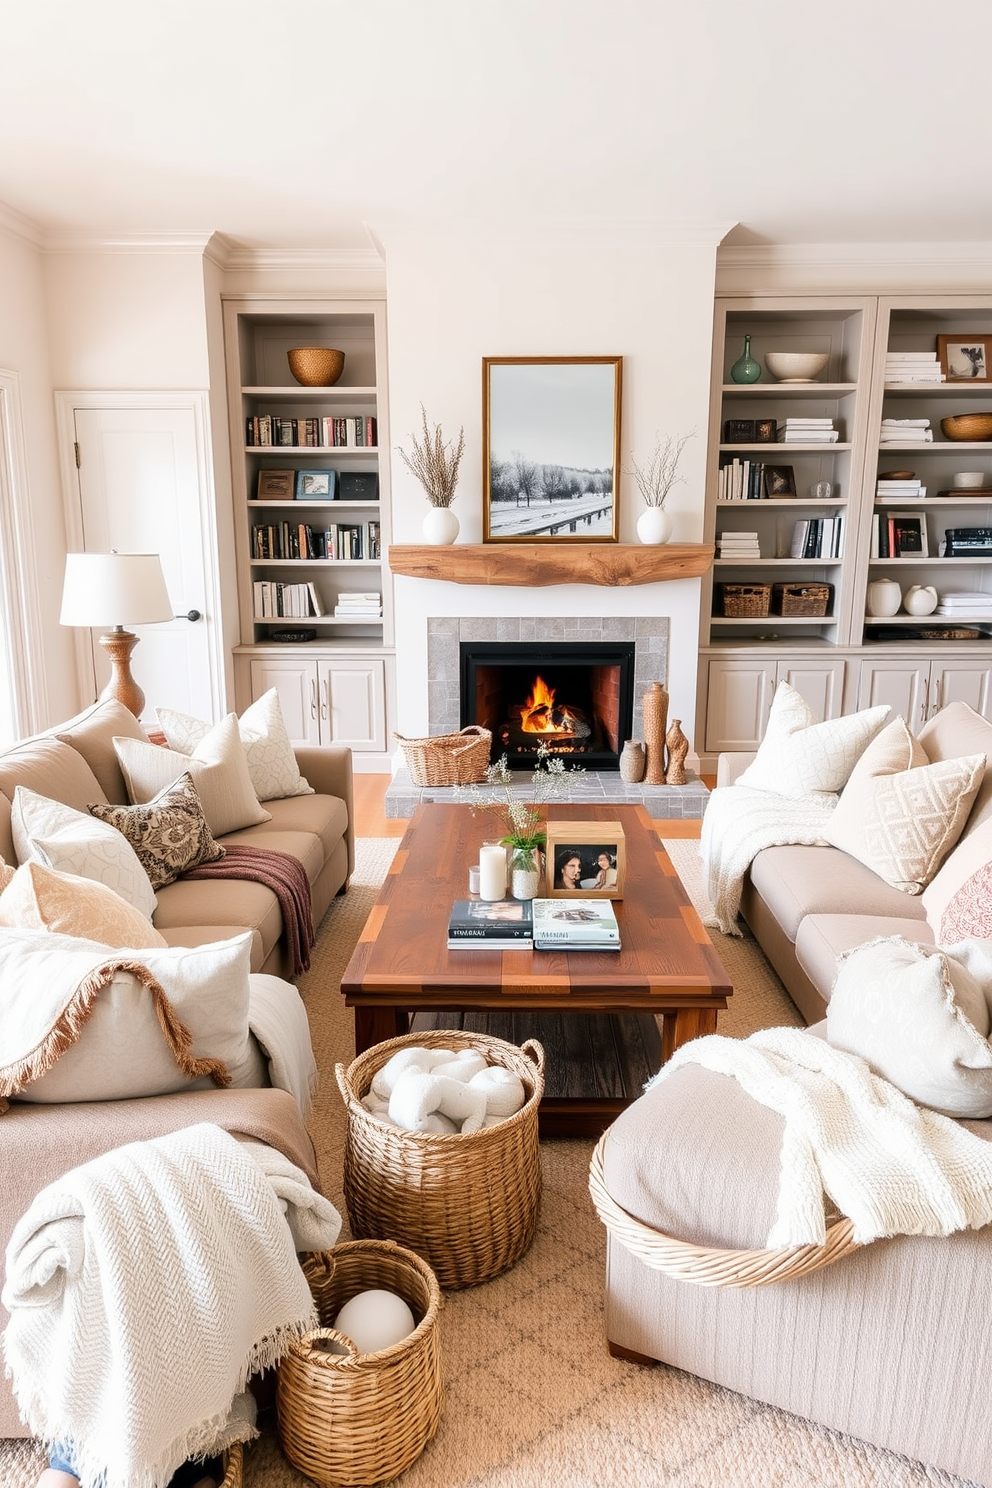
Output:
[
  {"xmin": 0, "ymin": 200, "xmax": 44, "ymax": 248},
  {"xmin": 717, "ymin": 240, "xmax": 992, "ymax": 294},
  {"xmin": 41, "ymin": 229, "xmax": 217, "ymax": 255}
]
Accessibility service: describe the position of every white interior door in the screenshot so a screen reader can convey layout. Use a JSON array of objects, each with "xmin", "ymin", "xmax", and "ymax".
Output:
[{"xmin": 58, "ymin": 395, "xmax": 225, "ymax": 723}]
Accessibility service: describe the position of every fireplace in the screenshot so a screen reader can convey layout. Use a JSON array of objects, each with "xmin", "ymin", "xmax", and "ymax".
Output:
[{"xmin": 459, "ymin": 640, "xmax": 635, "ymax": 770}]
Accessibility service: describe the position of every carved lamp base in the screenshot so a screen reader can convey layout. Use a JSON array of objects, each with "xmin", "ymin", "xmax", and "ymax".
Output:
[{"xmin": 98, "ymin": 628, "xmax": 145, "ymax": 718}]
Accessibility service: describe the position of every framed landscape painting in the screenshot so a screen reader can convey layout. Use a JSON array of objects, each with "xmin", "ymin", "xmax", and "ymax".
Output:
[{"xmin": 483, "ymin": 356, "xmax": 622, "ymax": 542}]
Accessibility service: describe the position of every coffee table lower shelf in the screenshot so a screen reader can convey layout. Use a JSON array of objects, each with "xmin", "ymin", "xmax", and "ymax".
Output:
[{"xmin": 411, "ymin": 1009, "xmax": 662, "ymax": 1138}]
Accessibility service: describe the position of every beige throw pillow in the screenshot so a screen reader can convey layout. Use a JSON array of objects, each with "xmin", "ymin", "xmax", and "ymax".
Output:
[
  {"xmin": 736, "ymin": 682, "xmax": 889, "ymax": 800},
  {"xmin": 114, "ymin": 713, "xmax": 271, "ymax": 838},
  {"xmin": 0, "ymin": 861, "xmax": 167, "ymax": 947},
  {"xmin": 156, "ymin": 689, "xmax": 313, "ymax": 802},
  {"xmin": 823, "ymin": 718, "xmax": 986, "ymax": 894},
  {"xmin": 10, "ymin": 785, "xmax": 158, "ymax": 919},
  {"xmin": 89, "ymin": 772, "xmax": 225, "ymax": 889},
  {"xmin": 922, "ymin": 814, "xmax": 992, "ymax": 940}
]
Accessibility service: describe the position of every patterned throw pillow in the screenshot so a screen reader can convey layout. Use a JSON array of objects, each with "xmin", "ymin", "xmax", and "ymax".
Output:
[
  {"xmin": 156, "ymin": 689, "xmax": 313, "ymax": 802},
  {"xmin": 940, "ymin": 862, "xmax": 992, "ymax": 943},
  {"xmin": 736, "ymin": 682, "xmax": 890, "ymax": 800},
  {"xmin": 10, "ymin": 785, "xmax": 158, "ymax": 918},
  {"xmin": 89, "ymin": 772, "xmax": 225, "ymax": 889},
  {"xmin": 0, "ymin": 861, "xmax": 167, "ymax": 946}
]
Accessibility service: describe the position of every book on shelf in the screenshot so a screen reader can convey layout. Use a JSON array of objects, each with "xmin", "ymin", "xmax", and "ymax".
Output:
[
  {"xmin": 246, "ymin": 414, "xmax": 377, "ymax": 449},
  {"xmin": 447, "ymin": 898, "xmax": 533, "ymax": 943},
  {"xmin": 531, "ymin": 897, "xmax": 620, "ymax": 950},
  {"xmin": 252, "ymin": 580, "xmax": 323, "ymax": 619}
]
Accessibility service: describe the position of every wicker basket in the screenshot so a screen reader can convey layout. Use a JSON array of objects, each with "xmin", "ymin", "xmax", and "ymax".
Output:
[
  {"xmin": 716, "ymin": 582, "xmax": 771, "ymax": 618},
  {"xmin": 336, "ymin": 1029, "xmax": 545, "ymax": 1289},
  {"xmin": 287, "ymin": 346, "xmax": 345, "ymax": 387},
  {"xmin": 940, "ymin": 412, "xmax": 992, "ymax": 442},
  {"xmin": 394, "ymin": 725, "xmax": 492, "ymax": 786},
  {"xmin": 771, "ymin": 581, "xmax": 832, "ymax": 617},
  {"xmin": 276, "ymin": 1241, "xmax": 442, "ymax": 1487},
  {"xmin": 588, "ymin": 1133, "xmax": 858, "ymax": 1289},
  {"xmin": 219, "ymin": 1444, "xmax": 242, "ymax": 1487}
]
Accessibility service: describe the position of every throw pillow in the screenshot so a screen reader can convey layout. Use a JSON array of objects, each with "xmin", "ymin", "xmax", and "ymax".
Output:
[
  {"xmin": 2, "ymin": 929, "xmax": 256, "ymax": 1105},
  {"xmin": 938, "ymin": 863, "xmax": 992, "ymax": 944},
  {"xmin": 156, "ymin": 689, "xmax": 314, "ymax": 802},
  {"xmin": 823, "ymin": 720, "xmax": 985, "ymax": 893},
  {"xmin": 922, "ymin": 814, "xmax": 992, "ymax": 940},
  {"xmin": 0, "ymin": 861, "xmax": 167, "ymax": 947},
  {"xmin": 736, "ymin": 683, "xmax": 890, "ymax": 800},
  {"xmin": 827, "ymin": 935, "xmax": 992, "ymax": 1118},
  {"xmin": 114, "ymin": 713, "xmax": 271, "ymax": 838},
  {"xmin": 89, "ymin": 772, "xmax": 225, "ymax": 889},
  {"xmin": 10, "ymin": 786, "xmax": 158, "ymax": 920},
  {"xmin": 55, "ymin": 697, "xmax": 150, "ymax": 803}
]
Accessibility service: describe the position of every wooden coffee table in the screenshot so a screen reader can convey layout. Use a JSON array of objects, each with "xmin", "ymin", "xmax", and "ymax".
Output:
[{"xmin": 340, "ymin": 803, "xmax": 732, "ymax": 1135}]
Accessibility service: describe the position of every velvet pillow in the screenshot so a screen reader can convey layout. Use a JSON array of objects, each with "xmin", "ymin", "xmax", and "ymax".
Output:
[
  {"xmin": 0, "ymin": 861, "xmax": 167, "ymax": 947},
  {"xmin": 736, "ymin": 683, "xmax": 890, "ymax": 800},
  {"xmin": 89, "ymin": 772, "xmax": 225, "ymax": 889},
  {"xmin": 156, "ymin": 689, "xmax": 313, "ymax": 802},
  {"xmin": 114, "ymin": 713, "xmax": 271, "ymax": 838},
  {"xmin": 10, "ymin": 785, "xmax": 158, "ymax": 920}
]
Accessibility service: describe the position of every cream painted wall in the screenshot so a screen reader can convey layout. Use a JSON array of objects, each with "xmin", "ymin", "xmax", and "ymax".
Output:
[{"xmin": 379, "ymin": 220, "xmax": 726, "ymax": 742}]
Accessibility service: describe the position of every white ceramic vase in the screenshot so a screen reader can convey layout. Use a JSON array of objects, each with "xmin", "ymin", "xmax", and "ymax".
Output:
[
  {"xmin": 511, "ymin": 848, "xmax": 543, "ymax": 902},
  {"xmin": 422, "ymin": 507, "xmax": 459, "ymax": 545},
  {"xmin": 867, "ymin": 578, "xmax": 903, "ymax": 618},
  {"xmin": 903, "ymin": 584, "xmax": 939, "ymax": 617},
  {"xmin": 636, "ymin": 507, "xmax": 673, "ymax": 545}
]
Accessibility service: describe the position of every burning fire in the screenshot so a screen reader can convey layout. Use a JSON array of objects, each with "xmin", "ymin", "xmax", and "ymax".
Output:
[{"xmin": 519, "ymin": 675, "xmax": 581, "ymax": 735}]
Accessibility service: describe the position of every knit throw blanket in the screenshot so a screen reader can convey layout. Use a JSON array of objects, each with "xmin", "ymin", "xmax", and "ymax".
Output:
[
  {"xmin": 700, "ymin": 784, "xmax": 837, "ymax": 935},
  {"xmin": 184, "ymin": 844, "xmax": 315, "ymax": 974},
  {"xmin": 2, "ymin": 1123, "xmax": 342, "ymax": 1488},
  {"xmin": 649, "ymin": 1027, "xmax": 992, "ymax": 1248}
]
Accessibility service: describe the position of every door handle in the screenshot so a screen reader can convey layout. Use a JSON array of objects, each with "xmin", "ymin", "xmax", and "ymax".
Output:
[
  {"xmin": 931, "ymin": 677, "xmax": 942, "ymax": 718},
  {"xmin": 175, "ymin": 609, "xmax": 202, "ymax": 623},
  {"xmin": 320, "ymin": 677, "xmax": 329, "ymax": 721},
  {"xmin": 310, "ymin": 680, "xmax": 317, "ymax": 720}
]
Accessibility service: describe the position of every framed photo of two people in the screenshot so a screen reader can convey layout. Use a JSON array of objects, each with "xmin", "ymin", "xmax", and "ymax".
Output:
[{"xmin": 545, "ymin": 819, "xmax": 626, "ymax": 899}]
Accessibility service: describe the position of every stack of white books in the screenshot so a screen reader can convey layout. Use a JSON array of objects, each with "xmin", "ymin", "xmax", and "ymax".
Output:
[
  {"xmin": 880, "ymin": 418, "xmax": 933, "ymax": 444},
  {"xmin": 333, "ymin": 590, "xmax": 383, "ymax": 619},
  {"xmin": 717, "ymin": 531, "xmax": 760, "ymax": 558},
  {"xmin": 777, "ymin": 418, "xmax": 839, "ymax": 443},
  {"xmin": 935, "ymin": 592, "xmax": 992, "ymax": 619},
  {"xmin": 884, "ymin": 351, "xmax": 945, "ymax": 386},
  {"xmin": 876, "ymin": 477, "xmax": 926, "ymax": 500}
]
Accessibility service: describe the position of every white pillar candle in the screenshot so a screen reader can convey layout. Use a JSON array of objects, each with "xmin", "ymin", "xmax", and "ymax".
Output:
[{"xmin": 479, "ymin": 842, "xmax": 507, "ymax": 902}]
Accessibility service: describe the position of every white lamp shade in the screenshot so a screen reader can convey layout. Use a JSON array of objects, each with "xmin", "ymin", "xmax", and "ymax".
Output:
[{"xmin": 60, "ymin": 553, "xmax": 173, "ymax": 629}]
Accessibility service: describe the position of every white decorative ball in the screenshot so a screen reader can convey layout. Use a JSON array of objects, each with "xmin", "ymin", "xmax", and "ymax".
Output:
[{"xmin": 332, "ymin": 1289, "xmax": 417, "ymax": 1355}]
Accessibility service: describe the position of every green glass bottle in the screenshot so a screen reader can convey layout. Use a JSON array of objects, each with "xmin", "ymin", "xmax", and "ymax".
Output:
[{"xmin": 731, "ymin": 333, "xmax": 761, "ymax": 384}]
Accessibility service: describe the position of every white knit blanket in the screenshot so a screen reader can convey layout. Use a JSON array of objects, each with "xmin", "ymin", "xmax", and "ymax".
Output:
[
  {"xmin": 649, "ymin": 1027, "xmax": 992, "ymax": 1248},
  {"xmin": 700, "ymin": 784, "xmax": 837, "ymax": 935},
  {"xmin": 2, "ymin": 1123, "xmax": 342, "ymax": 1488}
]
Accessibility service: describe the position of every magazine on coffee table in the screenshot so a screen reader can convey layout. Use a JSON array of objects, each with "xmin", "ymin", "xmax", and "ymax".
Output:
[
  {"xmin": 531, "ymin": 897, "xmax": 621, "ymax": 950},
  {"xmin": 448, "ymin": 898, "xmax": 534, "ymax": 947}
]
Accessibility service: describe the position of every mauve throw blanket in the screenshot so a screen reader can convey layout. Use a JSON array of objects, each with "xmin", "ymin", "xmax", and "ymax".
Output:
[{"xmin": 183, "ymin": 844, "xmax": 315, "ymax": 974}]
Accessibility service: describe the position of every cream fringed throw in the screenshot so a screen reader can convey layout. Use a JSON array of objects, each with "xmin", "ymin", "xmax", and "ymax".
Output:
[
  {"xmin": 700, "ymin": 784, "xmax": 837, "ymax": 935},
  {"xmin": 2, "ymin": 1123, "xmax": 342, "ymax": 1488},
  {"xmin": 648, "ymin": 1028, "xmax": 992, "ymax": 1248}
]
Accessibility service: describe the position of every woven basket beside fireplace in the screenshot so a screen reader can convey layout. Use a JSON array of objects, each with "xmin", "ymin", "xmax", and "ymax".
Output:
[{"xmin": 394, "ymin": 725, "xmax": 492, "ymax": 786}]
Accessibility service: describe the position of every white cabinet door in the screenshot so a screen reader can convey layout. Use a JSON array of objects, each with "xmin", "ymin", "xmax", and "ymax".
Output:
[
  {"xmin": 319, "ymin": 659, "xmax": 385, "ymax": 751},
  {"xmin": 248, "ymin": 656, "xmax": 321, "ymax": 745},
  {"xmin": 930, "ymin": 661, "xmax": 992, "ymax": 721},
  {"xmin": 857, "ymin": 659, "xmax": 930, "ymax": 730},
  {"xmin": 704, "ymin": 659, "xmax": 777, "ymax": 753},
  {"xmin": 776, "ymin": 659, "xmax": 847, "ymax": 725}
]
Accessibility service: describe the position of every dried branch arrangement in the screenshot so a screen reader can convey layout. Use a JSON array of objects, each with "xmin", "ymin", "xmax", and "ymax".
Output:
[
  {"xmin": 627, "ymin": 429, "xmax": 695, "ymax": 508},
  {"xmin": 396, "ymin": 405, "xmax": 466, "ymax": 508}
]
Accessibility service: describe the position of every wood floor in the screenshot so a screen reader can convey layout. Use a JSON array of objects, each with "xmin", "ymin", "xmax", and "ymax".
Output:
[{"xmin": 351, "ymin": 773, "xmax": 707, "ymax": 840}]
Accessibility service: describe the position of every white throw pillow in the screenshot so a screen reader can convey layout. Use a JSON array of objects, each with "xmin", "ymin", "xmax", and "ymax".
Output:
[
  {"xmin": 7, "ymin": 930, "xmax": 257, "ymax": 1104},
  {"xmin": 823, "ymin": 719, "xmax": 985, "ymax": 894},
  {"xmin": 11, "ymin": 786, "xmax": 157, "ymax": 920},
  {"xmin": 827, "ymin": 935, "xmax": 992, "ymax": 1118},
  {"xmin": 114, "ymin": 713, "xmax": 271, "ymax": 837},
  {"xmin": 157, "ymin": 690, "xmax": 313, "ymax": 802},
  {"xmin": 736, "ymin": 683, "xmax": 890, "ymax": 800}
]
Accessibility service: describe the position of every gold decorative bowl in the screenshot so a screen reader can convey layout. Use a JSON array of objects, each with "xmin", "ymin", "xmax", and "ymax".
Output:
[
  {"xmin": 940, "ymin": 413, "xmax": 992, "ymax": 442},
  {"xmin": 288, "ymin": 347, "xmax": 345, "ymax": 387}
]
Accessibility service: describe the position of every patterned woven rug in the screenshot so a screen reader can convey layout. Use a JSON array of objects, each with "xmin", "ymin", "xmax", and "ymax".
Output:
[{"xmin": 0, "ymin": 838, "xmax": 974, "ymax": 1487}]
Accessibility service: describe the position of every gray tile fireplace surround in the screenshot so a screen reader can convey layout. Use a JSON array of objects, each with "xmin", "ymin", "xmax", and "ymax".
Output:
[{"xmin": 384, "ymin": 615, "xmax": 709, "ymax": 819}]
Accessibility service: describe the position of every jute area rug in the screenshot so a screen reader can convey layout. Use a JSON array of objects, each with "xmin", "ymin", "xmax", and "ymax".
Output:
[{"xmin": 0, "ymin": 839, "xmax": 974, "ymax": 1488}]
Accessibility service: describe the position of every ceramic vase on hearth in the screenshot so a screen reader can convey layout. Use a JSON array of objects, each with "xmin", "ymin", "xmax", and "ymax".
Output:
[
  {"xmin": 664, "ymin": 718, "xmax": 690, "ymax": 785},
  {"xmin": 643, "ymin": 682, "xmax": 669, "ymax": 785},
  {"xmin": 619, "ymin": 739, "xmax": 646, "ymax": 783}
]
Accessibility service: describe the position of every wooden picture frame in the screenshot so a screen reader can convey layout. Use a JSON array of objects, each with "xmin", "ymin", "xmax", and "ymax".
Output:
[
  {"xmin": 762, "ymin": 464, "xmax": 796, "ymax": 498},
  {"xmin": 255, "ymin": 468, "xmax": 295, "ymax": 501},
  {"xmin": 889, "ymin": 510, "xmax": 929, "ymax": 557},
  {"xmin": 482, "ymin": 356, "xmax": 622, "ymax": 542},
  {"xmin": 543, "ymin": 819, "xmax": 626, "ymax": 900},
  {"xmin": 294, "ymin": 468, "xmax": 337, "ymax": 500},
  {"xmin": 937, "ymin": 334, "xmax": 992, "ymax": 383},
  {"xmin": 755, "ymin": 418, "xmax": 778, "ymax": 443}
]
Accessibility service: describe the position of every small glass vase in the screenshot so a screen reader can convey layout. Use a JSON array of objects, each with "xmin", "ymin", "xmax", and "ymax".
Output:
[
  {"xmin": 510, "ymin": 847, "xmax": 543, "ymax": 901},
  {"xmin": 730, "ymin": 333, "xmax": 761, "ymax": 384}
]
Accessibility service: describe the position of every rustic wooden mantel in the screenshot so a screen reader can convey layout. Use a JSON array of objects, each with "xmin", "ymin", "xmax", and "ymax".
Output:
[{"xmin": 387, "ymin": 542, "xmax": 714, "ymax": 587}]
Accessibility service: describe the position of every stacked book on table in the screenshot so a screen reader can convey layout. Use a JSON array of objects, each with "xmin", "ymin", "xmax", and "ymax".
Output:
[
  {"xmin": 531, "ymin": 898, "xmax": 621, "ymax": 952},
  {"xmin": 885, "ymin": 351, "xmax": 945, "ymax": 386},
  {"xmin": 935, "ymin": 592, "xmax": 992, "ymax": 620},
  {"xmin": 876, "ymin": 476, "xmax": 927, "ymax": 500},
  {"xmin": 333, "ymin": 591, "xmax": 382, "ymax": 619},
  {"xmin": 447, "ymin": 899, "xmax": 533, "ymax": 949},
  {"xmin": 716, "ymin": 531, "xmax": 760, "ymax": 559},
  {"xmin": 446, "ymin": 896, "xmax": 623, "ymax": 951},
  {"xmin": 880, "ymin": 418, "xmax": 933, "ymax": 445},
  {"xmin": 777, "ymin": 418, "xmax": 838, "ymax": 444}
]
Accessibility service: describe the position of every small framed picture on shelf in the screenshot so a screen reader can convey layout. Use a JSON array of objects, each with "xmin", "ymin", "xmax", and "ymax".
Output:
[
  {"xmin": 889, "ymin": 511, "xmax": 929, "ymax": 557},
  {"xmin": 294, "ymin": 469, "xmax": 337, "ymax": 500},
  {"xmin": 255, "ymin": 469, "xmax": 295, "ymax": 501},
  {"xmin": 762, "ymin": 464, "xmax": 797, "ymax": 498},
  {"xmin": 755, "ymin": 418, "xmax": 778, "ymax": 443},
  {"xmin": 722, "ymin": 418, "xmax": 756, "ymax": 444},
  {"xmin": 937, "ymin": 334, "xmax": 992, "ymax": 383},
  {"xmin": 544, "ymin": 820, "xmax": 626, "ymax": 900}
]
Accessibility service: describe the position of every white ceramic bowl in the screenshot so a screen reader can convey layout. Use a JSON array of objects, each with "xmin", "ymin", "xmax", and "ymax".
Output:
[
  {"xmin": 764, "ymin": 351, "xmax": 830, "ymax": 383},
  {"xmin": 953, "ymin": 471, "xmax": 986, "ymax": 489}
]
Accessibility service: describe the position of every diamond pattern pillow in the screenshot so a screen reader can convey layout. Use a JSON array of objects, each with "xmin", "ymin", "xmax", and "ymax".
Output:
[
  {"xmin": 156, "ymin": 689, "xmax": 313, "ymax": 802},
  {"xmin": 114, "ymin": 713, "xmax": 271, "ymax": 837},
  {"xmin": 10, "ymin": 786, "xmax": 158, "ymax": 919},
  {"xmin": 736, "ymin": 683, "xmax": 890, "ymax": 800},
  {"xmin": 89, "ymin": 772, "xmax": 225, "ymax": 889}
]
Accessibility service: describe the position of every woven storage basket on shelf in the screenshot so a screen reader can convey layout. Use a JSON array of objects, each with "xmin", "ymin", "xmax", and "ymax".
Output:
[
  {"xmin": 716, "ymin": 582, "xmax": 771, "ymax": 618},
  {"xmin": 276, "ymin": 1241, "xmax": 442, "ymax": 1488},
  {"xmin": 588, "ymin": 1132, "xmax": 858, "ymax": 1289},
  {"xmin": 771, "ymin": 581, "xmax": 832, "ymax": 617},
  {"xmin": 336, "ymin": 1028, "xmax": 545, "ymax": 1289},
  {"xmin": 394, "ymin": 725, "xmax": 492, "ymax": 786}
]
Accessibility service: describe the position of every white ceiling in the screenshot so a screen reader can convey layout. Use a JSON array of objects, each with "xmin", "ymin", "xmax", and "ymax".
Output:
[{"xmin": 2, "ymin": 0, "xmax": 992, "ymax": 255}]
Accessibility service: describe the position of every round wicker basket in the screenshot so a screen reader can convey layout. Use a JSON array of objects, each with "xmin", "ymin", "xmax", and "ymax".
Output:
[
  {"xmin": 940, "ymin": 412, "xmax": 992, "ymax": 442},
  {"xmin": 336, "ymin": 1029, "xmax": 545, "ymax": 1289},
  {"xmin": 287, "ymin": 346, "xmax": 345, "ymax": 387},
  {"xmin": 588, "ymin": 1132, "xmax": 858, "ymax": 1288},
  {"xmin": 276, "ymin": 1241, "xmax": 442, "ymax": 1487}
]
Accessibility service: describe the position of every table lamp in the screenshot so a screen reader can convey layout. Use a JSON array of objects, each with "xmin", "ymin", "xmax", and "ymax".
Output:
[{"xmin": 59, "ymin": 552, "xmax": 173, "ymax": 718}]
